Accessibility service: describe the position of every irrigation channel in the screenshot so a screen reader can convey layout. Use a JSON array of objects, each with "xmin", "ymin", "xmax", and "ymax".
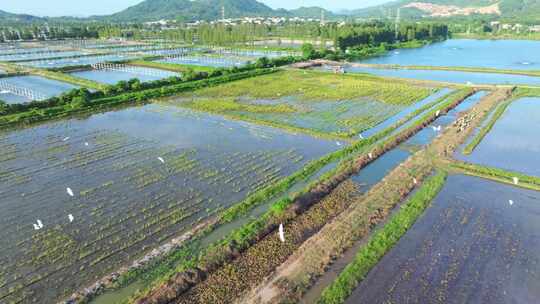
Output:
[{"xmin": 0, "ymin": 102, "xmax": 344, "ymax": 304}]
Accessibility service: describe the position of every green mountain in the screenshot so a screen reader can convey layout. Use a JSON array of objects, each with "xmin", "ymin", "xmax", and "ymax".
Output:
[
  {"xmin": 288, "ymin": 7, "xmax": 335, "ymax": 19},
  {"xmin": 352, "ymin": 0, "xmax": 540, "ymax": 19},
  {"xmin": 106, "ymin": 0, "xmax": 335, "ymax": 22},
  {"xmin": 108, "ymin": 0, "xmax": 275, "ymax": 22},
  {"xmin": 0, "ymin": 9, "xmax": 43, "ymax": 23}
]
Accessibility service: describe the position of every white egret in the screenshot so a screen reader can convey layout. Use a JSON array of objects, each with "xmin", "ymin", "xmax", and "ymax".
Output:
[
  {"xmin": 368, "ymin": 153, "xmax": 373, "ymax": 159},
  {"xmin": 84, "ymin": 142, "xmax": 89, "ymax": 146},
  {"xmin": 68, "ymin": 214, "xmax": 74, "ymax": 223},
  {"xmin": 513, "ymin": 177, "xmax": 519, "ymax": 185},
  {"xmin": 413, "ymin": 178, "xmax": 418, "ymax": 185},
  {"xmin": 278, "ymin": 223, "xmax": 285, "ymax": 243},
  {"xmin": 358, "ymin": 134, "xmax": 364, "ymax": 140},
  {"xmin": 62, "ymin": 137, "xmax": 70, "ymax": 142},
  {"xmin": 336, "ymin": 141, "xmax": 342, "ymax": 147},
  {"xmin": 509, "ymin": 200, "xmax": 514, "ymax": 206},
  {"xmin": 435, "ymin": 110, "xmax": 441, "ymax": 117},
  {"xmin": 37, "ymin": 220, "xmax": 43, "ymax": 229},
  {"xmin": 66, "ymin": 187, "xmax": 74, "ymax": 197},
  {"xmin": 33, "ymin": 223, "xmax": 40, "ymax": 230},
  {"xmin": 157, "ymin": 157, "xmax": 165, "ymax": 164}
]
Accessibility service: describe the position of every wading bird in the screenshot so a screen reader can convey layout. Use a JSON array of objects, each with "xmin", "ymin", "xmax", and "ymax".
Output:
[
  {"xmin": 158, "ymin": 157, "xmax": 165, "ymax": 164},
  {"xmin": 63, "ymin": 137, "xmax": 70, "ymax": 142},
  {"xmin": 33, "ymin": 223, "xmax": 40, "ymax": 230},
  {"xmin": 37, "ymin": 220, "xmax": 43, "ymax": 229},
  {"xmin": 436, "ymin": 110, "xmax": 441, "ymax": 117},
  {"xmin": 68, "ymin": 214, "xmax": 74, "ymax": 223},
  {"xmin": 509, "ymin": 200, "xmax": 514, "ymax": 206},
  {"xmin": 513, "ymin": 177, "xmax": 519, "ymax": 185},
  {"xmin": 66, "ymin": 187, "xmax": 74, "ymax": 197},
  {"xmin": 336, "ymin": 141, "xmax": 342, "ymax": 146},
  {"xmin": 279, "ymin": 223, "xmax": 285, "ymax": 243}
]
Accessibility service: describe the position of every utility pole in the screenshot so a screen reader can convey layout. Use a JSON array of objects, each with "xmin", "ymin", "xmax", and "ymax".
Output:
[
  {"xmin": 395, "ymin": 8, "xmax": 401, "ymax": 41},
  {"xmin": 221, "ymin": 5, "xmax": 226, "ymax": 21},
  {"xmin": 321, "ymin": 9, "xmax": 326, "ymax": 25}
]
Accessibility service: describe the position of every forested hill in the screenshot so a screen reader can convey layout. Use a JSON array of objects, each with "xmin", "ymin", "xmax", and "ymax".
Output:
[
  {"xmin": 352, "ymin": 0, "xmax": 540, "ymax": 19},
  {"xmin": 107, "ymin": 0, "xmax": 334, "ymax": 22},
  {"xmin": 0, "ymin": 9, "xmax": 43, "ymax": 23}
]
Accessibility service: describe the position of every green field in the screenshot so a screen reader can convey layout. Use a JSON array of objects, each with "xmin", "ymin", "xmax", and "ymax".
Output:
[{"xmin": 167, "ymin": 70, "xmax": 437, "ymax": 139}]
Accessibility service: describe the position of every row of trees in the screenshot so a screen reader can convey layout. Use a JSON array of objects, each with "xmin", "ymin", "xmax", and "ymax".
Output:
[
  {"xmin": 335, "ymin": 22, "xmax": 449, "ymax": 51},
  {"xmin": 0, "ymin": 24, "xmax": 101, "ymax": 42}
]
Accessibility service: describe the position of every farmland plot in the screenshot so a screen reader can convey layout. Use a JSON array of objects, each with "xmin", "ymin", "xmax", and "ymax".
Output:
[{"xmin": 0, "ymin": 104, "xmax": 339, "ymax": 303}]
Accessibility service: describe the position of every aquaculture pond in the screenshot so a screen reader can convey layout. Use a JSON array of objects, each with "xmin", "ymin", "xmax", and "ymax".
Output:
[
  {"xmin": 171, "ymin": 70, "xmax": 438, "ymax": 138},
  {"xmin": 0, "ymin": 104, "xmax": 340, "ymax": 303},
  {"xmin": 0, "ymin": 75, "xmax": 79, "ymax": 104},
  {"xmin": 456, "ymin": 97, "xmax": 540, "ymax": 176},
  {"xmin": 346, "ymin": 174, "xmax": 540, "ymax": 304},
  {"xmin": 343, "ymin": 66, "xmax": 540, "ymax": 86},
  {"xmin": 71, "ymin": 66, "xmax": 179, "ymax": 85},
  {"xmin": 361, "ymin": 39, "xmax": 540, "ymax": 70},
  {"xmin": 156, "ymin": 55, "xmax": 249, "ymax": 68},
  {"xmin": 19, "ymin": 54, "xmax": 139, "ymax": 68},
  {"xmin": 0, "ymin": 50, "xmax": 87, "ymax": 62}
]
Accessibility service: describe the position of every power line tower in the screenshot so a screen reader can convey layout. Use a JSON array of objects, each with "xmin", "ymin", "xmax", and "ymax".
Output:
[{"xmin": 395, "ymin": 7, "xmax": 401, "ymax": 41}]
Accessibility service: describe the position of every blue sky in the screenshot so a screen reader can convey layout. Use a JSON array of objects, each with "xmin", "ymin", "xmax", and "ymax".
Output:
[{"xmin": 1, "ymin": 0, "xmax": 390, "ymax": 17}]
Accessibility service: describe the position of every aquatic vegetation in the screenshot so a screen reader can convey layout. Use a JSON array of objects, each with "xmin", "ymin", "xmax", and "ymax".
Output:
[{"xmin": 174, "ymin": 70, "xmax": 437, "ymax": 138}]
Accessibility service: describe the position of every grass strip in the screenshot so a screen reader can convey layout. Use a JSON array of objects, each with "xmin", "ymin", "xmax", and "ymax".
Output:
[
  {"xmin": 449, "ymin": 161, "xmax": 540, "ymax": 191},
  {"xmin": 317, "ymin": 170, "xmax": 448, "ymax": 304}
]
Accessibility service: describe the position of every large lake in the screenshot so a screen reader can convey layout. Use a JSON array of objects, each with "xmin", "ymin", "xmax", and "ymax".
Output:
[{"xmin": 361, "ymin": 39, "xmax": 540, "ymax": 70}]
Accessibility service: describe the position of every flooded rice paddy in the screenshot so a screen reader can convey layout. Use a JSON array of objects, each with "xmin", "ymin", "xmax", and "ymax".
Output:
[
  {"xmin": 344, "ymin": 66, "xmax": 540, "ymax": 86},
  {"xmin": 347, "ymin": 174, "xmax": 540, "ymax": 304},
  {"xmin": 0, "ymin": 104, "xmax": 340, "ymax": 303},
  {"xmin": 0, "ymin": 75, "xmax": 79, "ymax": 104},
  {"xmin": 361, "ymin": 39, "xmax": 540, "ymax": 70},
  {"xmin": 456, "ymin": 97, "xmax": 540, "ymax": 176},
  {"xmin": 71, "ymin": 66, "xmax": 179, "ymax": 84}
]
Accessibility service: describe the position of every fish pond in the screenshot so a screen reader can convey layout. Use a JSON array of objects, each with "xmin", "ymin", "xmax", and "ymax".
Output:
[
  {"xmin": 361, "ymin": 39, "xmax": 540, "ymax": 70},
  {"xmin": 71, "ymin": 66, "xmax": 179, "ymax": 85},
  {"xmin": 346, "ymin": 174, "xmax": 540, "ymax": 304},
  {"xmin": 156, "ymin": 55, "xmax": 249, "ymax": 68},
  {"xmin": 0, "ymin": 104, "xmax": 340, "ymax": 303},
  {"xmin": 0, "ymin": 75, "xmax": 79, "ymax": 104},
  {"xmin": 19, "ymin": 54, "xmax": 139, "ymax": 68},
  {"xmin": 456, "ymin": 97, "xmax": 540, "ymax": 177}
]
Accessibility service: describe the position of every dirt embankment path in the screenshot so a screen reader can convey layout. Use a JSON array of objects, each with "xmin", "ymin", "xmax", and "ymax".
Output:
[{"xmin": 238, "ymin": 87, "xmax": 513, "ymax": 304}]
